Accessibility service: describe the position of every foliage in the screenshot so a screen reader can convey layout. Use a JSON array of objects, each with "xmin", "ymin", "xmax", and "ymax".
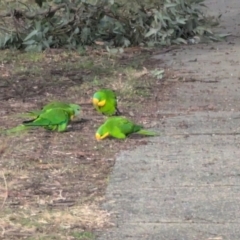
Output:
[{"xmin": 0, "ymin": 0, "xmax": 221, "ymax": 51}]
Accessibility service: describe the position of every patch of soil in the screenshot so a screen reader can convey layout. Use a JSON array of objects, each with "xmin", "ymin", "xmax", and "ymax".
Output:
[{"xmin": 0, "ymin": 48, "xmax": 175, "ymax": 239}]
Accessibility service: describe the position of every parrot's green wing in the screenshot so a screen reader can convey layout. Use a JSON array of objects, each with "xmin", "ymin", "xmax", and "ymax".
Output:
[
  {"xmin": 116, "ymin": 117, "xmax": 142, "ymax": 134},
  {"xmin": 18, "ymin": 101, "xmax": 69, "ymax": 118},
  {"xmin": 106, "ymin": 123, "xmax": 127, "ymax": 139},
  {"xmin": 42, "ymin": 102, "xmax": 71, "ymax": 111},
  {"xmin": 104, "ymin": 90, "xmax": 120, "ymax": 116},
  {"xmin": 23, "ymin": 108, "xmax": 71, "ymax": 132},
  {"xmin": 114, "ymin": 117, "xmax": 158, "ymax": 136},
  {"xmin": 93, "ymin": 89, "xmax": 120, "ymax": 116},
  {"xmin": 19, "ymin": 102, "xmax": 81, "ymax": 119}
]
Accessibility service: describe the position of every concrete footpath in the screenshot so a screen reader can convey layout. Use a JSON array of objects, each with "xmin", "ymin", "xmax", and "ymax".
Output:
[{"xmin": 97, "ymin": 1, "xmax": 240, "ymax": 239}]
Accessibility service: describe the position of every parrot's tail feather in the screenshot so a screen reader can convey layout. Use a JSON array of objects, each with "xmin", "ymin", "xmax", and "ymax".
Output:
[
  {"xmin": 137, "ymin": 129, "xmax": 159, "ymax": 136},
  {"xmin": 0, "ymin": 125, "xmax": 30, "ymax": 135}
]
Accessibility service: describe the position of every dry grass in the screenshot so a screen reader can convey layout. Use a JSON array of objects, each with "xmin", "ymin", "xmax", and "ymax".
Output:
[{"xmin": 0, "ymin": 203, "xmax": 111, "ymax": 237}]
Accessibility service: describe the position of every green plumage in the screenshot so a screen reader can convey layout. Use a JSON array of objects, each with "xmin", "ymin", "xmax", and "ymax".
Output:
[
  {"xmin": 95, "ymin": 116, "xmax": 158, "ymax": 140},
  {"xmin": 4, "ymin": 124, "xmax": 31, "ymax": 134},
  {"xmin": 22, "ymin": 101, "xmax": 81, "ymax": 119},
  {"xmin": 92, "ymin": 89, "xmax": 120, "ymax": 116},
  {"xmin": 5, "ymin": 107, "xmax": 74, "ymax": 134}
]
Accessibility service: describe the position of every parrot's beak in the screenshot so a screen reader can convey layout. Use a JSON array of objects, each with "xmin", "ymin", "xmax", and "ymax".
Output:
[
  {"xmin": 98, "ymin": 100, "xmax": 106, "ymax": 107},
  {"xmin": 95, "ymin": 132, "xmax": 109, "ymax": 141},
  {"xmin": 93, "ymin": 98, "xmax": 106, "ymax": 107},
  {"xmin": 95, "ymin": 133, "xmax": 102, "ymax": 141}
]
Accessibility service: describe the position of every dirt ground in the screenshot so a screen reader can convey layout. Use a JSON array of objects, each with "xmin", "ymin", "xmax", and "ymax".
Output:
[{"xmin": 0, "ymin": 47, "xmax": 175, "ymax": 239}]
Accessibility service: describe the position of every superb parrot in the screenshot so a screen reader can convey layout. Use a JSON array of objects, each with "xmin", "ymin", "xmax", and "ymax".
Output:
[
  {"xmin": 92, "ymin": 89, "xmax": 121, "ymax": 116},
  {"xmin": 5, "ymin": 107, "xmax": 79, "ymax": 134},
  {"xmin": 95, "ymin": 116, "xmax": 158, "ymax": 140},
  {"xmin": 23, "ymin": 101, "xmax": 81, "ymax": 121}
]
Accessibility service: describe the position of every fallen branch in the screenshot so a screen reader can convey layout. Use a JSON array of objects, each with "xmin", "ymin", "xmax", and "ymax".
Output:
[{"xmin": 0, "ymin": 171, "xmax": 8, "ymax": 209}]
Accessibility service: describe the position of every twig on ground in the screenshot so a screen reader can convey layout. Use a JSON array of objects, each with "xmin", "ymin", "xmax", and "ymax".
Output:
[
  {"xmin": 1, "ymin": 171, "xmax": 8, "ymax": 209},
  {"xmin": 0, "ymin": 225, "xmax": 5, "ymax": 237}
]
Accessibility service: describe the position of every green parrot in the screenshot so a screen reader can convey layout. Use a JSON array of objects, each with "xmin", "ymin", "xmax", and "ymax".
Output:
[
  {"xmin": 5, "ymin": 107, "xmax": 79, "ymax": 134},
  {"xmin": 92, "ymin": 89, "xmax": 121, "ymax": 116},
  {"xmin": 22, "ymin": 101, "xmax": 81, "ymax": 121},
  {"xmin": 95, "ymin": 116, "xmax": 158, "ymax": 140}
]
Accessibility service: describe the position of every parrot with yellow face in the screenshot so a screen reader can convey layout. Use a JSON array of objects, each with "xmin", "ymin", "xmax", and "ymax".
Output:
[
  {"xmin": 92, "ymin": 89, "xmax": 121, "ymax": 116},
  {"xmin": 95, "ymin": 116, "xmax": 158, "ymax": 140},
  {"xmin": 4, "ymin": 104, "xmax": 81, "ymax": 134}
]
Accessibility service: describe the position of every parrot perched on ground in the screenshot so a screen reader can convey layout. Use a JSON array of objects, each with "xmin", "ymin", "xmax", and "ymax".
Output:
[
  {"xmin": 92, "ymin": 89, "xmax": 121, "ymax": 116},
  {"xmin": 4, "ymin": 105, "xmax": 80, "ymax": 134},
  {"xmin": 95, "ymin": 116, "xmax": 158, "ymax": 140},
  {"xmin": 22, "ymin": 101, "xmax": 81, "ymax": 121}
]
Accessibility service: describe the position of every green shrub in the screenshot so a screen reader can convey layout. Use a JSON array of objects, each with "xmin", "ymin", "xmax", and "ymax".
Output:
[{"xmin": 0, "ymin": 0, "xmax": 222, "ymax": 51}]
